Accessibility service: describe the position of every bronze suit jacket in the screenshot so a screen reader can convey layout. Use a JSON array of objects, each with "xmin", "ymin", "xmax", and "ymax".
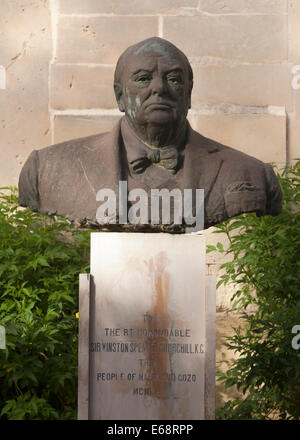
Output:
[{"xmin": 18, "ymin": 118, "xmax": 282, "ymax": 229}]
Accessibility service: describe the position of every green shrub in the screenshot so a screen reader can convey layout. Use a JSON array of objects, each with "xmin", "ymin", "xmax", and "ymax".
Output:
[
  {"xmin": 0, "ymin": 188, "xmax": 91, "ymax": 419},
  {"xmin": 209, "ymin": 161, "xmax": 300, "ymax": 419}
]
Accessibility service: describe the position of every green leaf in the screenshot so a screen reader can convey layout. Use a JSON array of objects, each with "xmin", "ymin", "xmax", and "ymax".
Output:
[{"xmin": 206, "ymin": 244, "xmax": 216, "ymax": 253}]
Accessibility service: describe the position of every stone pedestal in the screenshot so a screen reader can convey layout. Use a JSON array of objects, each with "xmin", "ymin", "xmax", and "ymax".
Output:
[{"xmin": 78, "ymin": 232, "xmax": 215, "ymax": 420}]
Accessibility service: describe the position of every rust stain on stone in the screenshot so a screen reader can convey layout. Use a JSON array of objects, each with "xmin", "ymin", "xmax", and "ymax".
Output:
[{"xmin": 143, "ymin": 251, "xmax": 171, "ymax": 400}]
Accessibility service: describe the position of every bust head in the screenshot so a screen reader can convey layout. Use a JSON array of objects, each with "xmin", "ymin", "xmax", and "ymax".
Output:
[{"xmin": 114, "ymin": 37, "xmax": 193, "ymax": 147}]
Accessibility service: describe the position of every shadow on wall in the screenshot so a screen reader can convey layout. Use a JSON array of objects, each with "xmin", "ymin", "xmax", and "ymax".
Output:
[{"xmin": 215, "ymin": 314, "xmax": 245, "ymax": 408}]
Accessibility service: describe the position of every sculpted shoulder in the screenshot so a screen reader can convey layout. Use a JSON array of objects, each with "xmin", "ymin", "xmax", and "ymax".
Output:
[
  {"xmin": 187, "ymin": 127, "xmax": 282, "ymax": 224},
  {"xmin": 18, "ymin": 124, "xmax": 121, "ymax": 217},
  {"xmin": 36, "ymin": 131, "xmax": 110, "ymax": 162}
]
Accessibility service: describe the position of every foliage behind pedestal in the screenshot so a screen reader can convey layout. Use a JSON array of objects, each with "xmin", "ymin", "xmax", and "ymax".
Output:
[
  {"xmin": 211, "ymin": 161, "xmax": 300, "ymax": 420},
  {"xmin": 0, "ymin": 189, "xmax": 90, "ymax": 419}
]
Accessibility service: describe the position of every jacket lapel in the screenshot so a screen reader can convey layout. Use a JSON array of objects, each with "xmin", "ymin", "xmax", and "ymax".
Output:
[
  {"xmin": 83, "ymin": 119, "xmax": 223, "ymax": 205},
  {"xmin": 181, "ymin": 124, "xmax": 224, "ymax": 202},
  {"xmin": 76, "ymin": 119, "xmax": 122, "ymax": 188},
  {"xmin": 76, "ymin": 118, "xmax": 123, "ymax": 220},
  {"xmin": 77, "ymin": 119, "xmax": 224, "ymax": 222}
]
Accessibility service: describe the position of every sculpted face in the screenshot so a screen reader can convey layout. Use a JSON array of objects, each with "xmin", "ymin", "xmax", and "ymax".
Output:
[{"xmin": 115, "ymin": 39, "xmax": 192, "ymax": 145}]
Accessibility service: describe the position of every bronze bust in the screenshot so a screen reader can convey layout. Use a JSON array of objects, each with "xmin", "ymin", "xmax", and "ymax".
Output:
[{"xmin": 19, "ymin": 37, "xmax": 282, "ymax": 230}]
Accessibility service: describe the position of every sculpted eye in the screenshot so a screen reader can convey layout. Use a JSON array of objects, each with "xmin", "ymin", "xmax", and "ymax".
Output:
[
  {"xmin": 166, "ymin": 74, "xmax": 183, "ymax": 85},
  {"xmin": 135, "ymin": 75, "xmax": 151, "ymax": 84}
]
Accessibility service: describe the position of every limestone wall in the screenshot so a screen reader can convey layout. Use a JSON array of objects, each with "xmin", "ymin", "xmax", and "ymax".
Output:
[{"xmin": 1, "ymin": 2, "xmax": 299, "ymax": 300}]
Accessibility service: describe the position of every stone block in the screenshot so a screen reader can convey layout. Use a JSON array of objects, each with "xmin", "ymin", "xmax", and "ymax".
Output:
[
  {"xmin": 199, "ymin": 0, "xmax": 287, "ymax": 14},
  {"xmin": 59, "ymin": 0, "xmax": 113, "ymax": 14},
  {"xmin": 53, "ymin": 114, "xmax": 121, "ymax": 144},
  {"xmin": 204, "ymin": 226, "xmax": 232, "ymax": 265},
  {"xmin": 216, "ymin": 313, "xmax": 245, "ymax": 408},
  {"xmin": 191, "ymin": 64, "xmax": 291, "ymax": 110},
  {"xmin": 289, "ymin": 0, "xmax": 300, "ymax": 63},
  {"xmin": 114, "ymin": 0, "xmax": 198, "ymax": 15},
  {"xmin": 206, "ymin": 263, "xmax": 235, "ymax": 311},
  {"xmin": 51, "ymin": 65, "xmax": 116, "ymax": 109},
  {"xmin": 295, "ymin": 89, "xmax": 300, "ymax": 116},
  {"xmin": 193, "ymin": 111, "xmax": 286, "ymax": 165},
  {"xmin": 59, "ymin": 0, "xmax": 198, "ymax": 15},
  {"xmin": 0, "ymin": 0, "xmax": 51, "ymax": 187},
  {"xmin": 56, "ymin": 16, "xmax": 159, "ymax": 64},
  {"xmin": 292, "ymin": 66, "xmax": 300, "ymax": 115},
  {"xmin": 288, "ymin": 116, "xmax": 300, "ymax": 163},
  {"xmin": 163, "ymin": 15, "xmax": 287, "ymax": 63},
  {"xmin": 86, "ymin": 232, "xmax": 209, "ymax": 419},
  {"xmin": 209, "ymin": 263, "xmax": 257, "ymax": 312}
]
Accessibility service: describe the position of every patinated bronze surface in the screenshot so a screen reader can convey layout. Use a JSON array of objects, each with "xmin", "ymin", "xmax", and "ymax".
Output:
[{"xmin": 19, "ymin": 37, "xmax": 282, "ymax": 230}]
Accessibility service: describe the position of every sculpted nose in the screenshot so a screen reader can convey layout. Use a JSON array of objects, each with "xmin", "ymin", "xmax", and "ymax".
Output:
[{"xmin": 151, "ymin": 77, "xmax": 165, "ymax": 95}]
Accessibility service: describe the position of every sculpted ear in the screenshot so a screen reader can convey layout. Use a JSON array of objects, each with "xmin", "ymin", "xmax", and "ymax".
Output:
[{"xmin": 114, "ymin": 83, "xmax": 125, "ymax": 112}]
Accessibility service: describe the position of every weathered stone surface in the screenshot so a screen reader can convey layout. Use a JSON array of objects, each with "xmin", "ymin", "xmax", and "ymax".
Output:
[
  {"xmin": 294, "ymin": 90, "xmax": 300, "ymax": 116},
  {"xmin": 292, "ymin": 65, "xmax": 300, "ymax": 115},
  {"xmin": 0, "ymin": 0, "xmax": 51, "ymax": 187},
  {"xmin": 207, "ymin": 262, "xmax": 258, "ymax": 312},
  {"xmin": 163, "ymin": 15, "xmax": 287, "ymax": 62},
  {"xmin": 193, "ymin": 111, "xmax": 286, "ymax": 165},
  {"xmin": 199, "ymin": 0, "xmax": 287, "ymax": 14},
  {"xmin": 54, "ymin": 114, "xmax": 121, "ymax": 143},
  {"xmin": 204, "ymin": 225, "xmax": 238, "ymax": 311},
  {"xmin": 191, "ymin": 64, "xmax": 291, "ymax": 110},
  {"xmin": 59, "ymin": 0, "xmax": 113, "ymax": 14},
  {"xmin": 56, "ymin": 16, "xmax": 159, "ymax": 64},
  {"xmin": 87, "ymin": 233, "xmax": 208, "ymax": 419},
  {"xmin": 289, "ymin": 0, "xmax": 300, "ymax": 62},
  {"xmin": 216, "ymin": 313, "xmax": 245, "ymax": 408},
  {"xmin": 206, "ymin": 262, "xmax": 234, "ymax": 311},
  {"xmin": 288, "ymin": 116, "xmax": 300, "ymax": 163},
  {"xmin": 204, "ymin": 226, "xmax": 231, "ymax": 266},
  {"xmin": 59, "ymin": 0, "xmax": 198, "ymax": 15},
  {"xmin": 51, "ymin": 65, "xmax": 116, "ymax": 109}
]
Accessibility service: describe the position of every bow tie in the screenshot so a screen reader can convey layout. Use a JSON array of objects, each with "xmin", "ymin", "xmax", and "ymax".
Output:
[{"xmin": 130, "ymin": 146, "xmax": 179, "ymax": 175}]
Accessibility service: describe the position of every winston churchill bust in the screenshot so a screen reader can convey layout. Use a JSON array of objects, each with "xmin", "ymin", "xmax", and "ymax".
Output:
[{"xmin": 19, "ymin": 37, "xmax": 282, "ymax": 231}]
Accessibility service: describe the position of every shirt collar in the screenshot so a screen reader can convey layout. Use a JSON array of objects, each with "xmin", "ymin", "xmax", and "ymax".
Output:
[{"xmin": 121, "ymin": 117, "xmax": 187, "ymax": 172}]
